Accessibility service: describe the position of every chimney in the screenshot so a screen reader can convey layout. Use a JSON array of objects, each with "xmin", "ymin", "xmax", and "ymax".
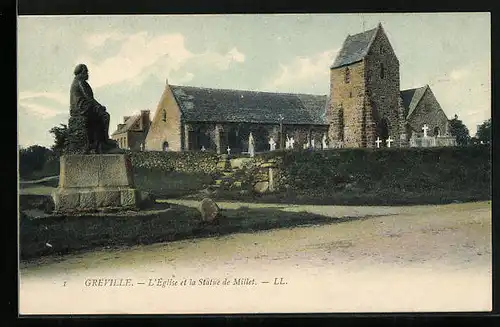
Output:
[
  {"xmin": 141, "ymin": 110, "xmax": 151, "ymax": 130},
  {"xmin": 123, "ymin": 116, "xmax": 131, "ymax": 123}
]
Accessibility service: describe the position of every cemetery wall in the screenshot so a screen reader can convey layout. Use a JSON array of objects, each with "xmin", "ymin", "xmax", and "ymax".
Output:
[
  {"xmin": 127, "ymin": 150, "xmax": 221, "ymax": 175},
  {"xmin": 254, "ymin": 145, "xmax": 491, "ymax": 193}
]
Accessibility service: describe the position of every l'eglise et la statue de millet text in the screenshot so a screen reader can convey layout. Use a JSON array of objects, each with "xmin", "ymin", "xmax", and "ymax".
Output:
[{"xmin": 198, "ymin": 277, "xmax": 257, "ymax": 286}]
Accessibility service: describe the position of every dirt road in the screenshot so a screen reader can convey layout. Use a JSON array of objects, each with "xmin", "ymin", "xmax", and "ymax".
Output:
[{"xmin": 20, "ymin": 201, "xmax": 492, "ymax": 314}]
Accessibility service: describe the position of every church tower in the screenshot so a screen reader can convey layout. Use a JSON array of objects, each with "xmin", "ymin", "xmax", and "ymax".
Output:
[{"xmin": 328, "ymin": 23, "xmax": 404, "ymax": 148}]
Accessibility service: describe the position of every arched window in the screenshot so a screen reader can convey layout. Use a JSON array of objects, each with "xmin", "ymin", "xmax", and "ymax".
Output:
[
  {"xmin": 162, "ymin": 109, "xmax": 167, "ymax": 122},
  {"xmin": 380, "ymin": 63, "xmax": 385, "ymax": 79},
  {"xmin": 163, "ymin": 141, "xmax": 169, "ymax": 151},
  {"xmin": 434, "ymin": 126, "xmax": 441, "ymax": 137},
  {"xmin": 345, "ymin": 67, "xmax": 350, "ymax": 84}
]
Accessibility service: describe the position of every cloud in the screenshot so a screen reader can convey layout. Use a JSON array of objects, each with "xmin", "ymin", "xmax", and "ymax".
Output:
[
  {"xmin": 18, "ymin": 91, "xmax": 68, "ymax": 119},
  {"xmin": 263, "ymin": 48, "xmax": 339, "ymax": 94},
  {"xmin": 84, "ymin": 32, "xmax": 127, "ymax": 50},
  {"xmin": 18, "ymin": 91, "xmax": 67, "ymax": 105},
  {"xmin": 19, "ymin": 102, "xmax": 62, "ymax": 118},
  {"xmin": 77, "ymin": 32, "xmax": 246, "ymax": 89}
]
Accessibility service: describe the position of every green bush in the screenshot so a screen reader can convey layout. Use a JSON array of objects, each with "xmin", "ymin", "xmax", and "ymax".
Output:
[{"xmin": 256, "ymin": 145, "xmax": 491, "ymax": 192}]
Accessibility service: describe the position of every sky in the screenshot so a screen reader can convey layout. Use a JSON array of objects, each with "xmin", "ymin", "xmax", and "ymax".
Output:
[{"xmin": 17, "ymin": 13, "xmax": 491, "ymax": 148}]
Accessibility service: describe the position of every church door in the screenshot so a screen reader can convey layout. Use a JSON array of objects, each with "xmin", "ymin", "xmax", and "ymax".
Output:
[{"xmin": 377, "ymin": 118, "xmax": 389, "ymax": 147}]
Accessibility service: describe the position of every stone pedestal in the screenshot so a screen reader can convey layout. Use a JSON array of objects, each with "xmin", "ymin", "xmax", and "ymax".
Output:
[{"xmin": 52, "ymin": 154, "xmax": 140, "ymax": 212}]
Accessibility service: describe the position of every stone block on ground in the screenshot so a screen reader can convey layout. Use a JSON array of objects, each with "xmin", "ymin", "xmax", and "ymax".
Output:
[
  {"xmin": 198, "ymin": 197, "xmax": 220, "ymax": 223},
  {"xmin": 253, "ymin": 181, "xmax": 269, "ymax": 193}
]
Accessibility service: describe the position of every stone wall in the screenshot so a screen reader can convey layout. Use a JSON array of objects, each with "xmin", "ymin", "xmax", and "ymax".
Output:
[
  {"xmin": 145, "ymin": 84, "xmax": 183, "ymax": 151},
  {"xmin": 328, "ymin": 61, "xmax": 366, "ymax": 147},
  {"xmin": 127, "ymin": 150, "xmax": 221, "ymax": 175},
  {"xmin": 363, "ymin": 26, "xmax": 403, "ymax": 148},
  {"xmin": 407, "ymin": 87, "xmax": 451, "ymax": 138}
]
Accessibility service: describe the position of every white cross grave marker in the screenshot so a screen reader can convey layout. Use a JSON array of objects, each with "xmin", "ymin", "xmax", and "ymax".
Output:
[
  {"xmin": 375, "ymin": 137, "xmax": 382, "ymax": 148},
  {"xmin": 201, "ymin": 145, "xmax": 206, "ymax": 152},
  {"xmin": 289, "ymin": 137, "xmax": 295, "ymax": 149},
  {"xmin": 322, "ymin": 134, "xmax": 327, "ymax": 149},
  {"xmin": 422, "ymin": 124, "xmax": 429, "ymax": 138},
  {"xmin": 311, "ymin": 139, "xmax": 315, "ymax": 149},
  {"xmin": 227, "ymin": 146, "xmax": 231, "ymax": 155},
  {"xmin": 386, "ymin": 136, "xmax": 394, "ymax": 148},
  {"xmin": 269, "ymin": 137, "xmax": 276, "ymax": 151}
]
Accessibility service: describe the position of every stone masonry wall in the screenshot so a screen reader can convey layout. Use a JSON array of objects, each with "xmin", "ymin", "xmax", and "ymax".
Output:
[
  {"xmin": 407, "ymin": 88, "xmax": 450, "ymax": 138},
  {"xmin": 145, "ymin": 84, "xmax": 182, "ymax": 151},
  {"xmin": 328, "ymin": 61, "xmax": 366, "ymax": 147},
  {"xmin": 363, "ymin": 27, "xmax": 403, "ymax": 148}
]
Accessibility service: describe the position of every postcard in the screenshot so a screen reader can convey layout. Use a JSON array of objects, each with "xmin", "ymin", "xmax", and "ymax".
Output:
[{"xmin": 18, "ymin": 13, "xmax": 492, "ymax": 314}]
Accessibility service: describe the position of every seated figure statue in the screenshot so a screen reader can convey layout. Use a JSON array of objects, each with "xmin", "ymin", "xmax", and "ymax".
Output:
[{"xmin": 68, "ymin": 64, "xmax": 117, "ymax": 154}]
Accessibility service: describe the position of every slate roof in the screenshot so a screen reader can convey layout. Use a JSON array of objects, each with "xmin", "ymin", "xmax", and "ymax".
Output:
[
  {"xmin": 331, "ymin": 25, "xmax": 379, "ymax": 69},
  {"xmin": 400, "ymin": 85, "xmax": 428, "ymax": 119},
  {"xmin": 111, "ymin": 114, "xmax": 140, "ymax": 135},
  {"xmin": 170, "ymin": 85, "xmax": 328, "ymax": 125}
]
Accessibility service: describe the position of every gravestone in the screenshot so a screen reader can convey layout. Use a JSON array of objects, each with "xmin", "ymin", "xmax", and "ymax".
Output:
[
  {"xmin": 322, "ymin": 134, "xmax": 327, "ymax": 149},
  {"xmin": 269, "ymin": 137, "xmax": 276, "ymax": 151},
  {"xmin": 375, "ymin": 137, "xmax": 382, "ymax": 148},
  {"xmin": 386, "ymin": 136, "xmax": 394, "ymax": 148},
  {"xmin": 248, "ymin": 132, "xmax": 255, "ymax": 157},
  {"xmin": 422, "ymin": 124, "xmax": 429, "ymax": 138}
]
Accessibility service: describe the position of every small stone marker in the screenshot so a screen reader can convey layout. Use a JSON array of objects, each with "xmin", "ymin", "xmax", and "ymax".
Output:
[
  {"xmin": 311, "ymin": 139, "xmax": 315, "ymax": 149},
  {"xmin": 269, "ymin": 137, "xmax": 276, "ymax": 151},
  {"xmin": 201, "ymin": 145, "xmax": 206, "ymax": 152},
  {"xmin": 386, "ymin": 136, "xmax": 394, "ymax": 148},
  {"xmin": 248, "ymin": 132, "xmax": 255, "ymax": 157},
  {"xmin": 422, "ymin": 124, "xmax": 429, "ymax": 138},
  {"xmin": 375, "ymin": 137, "xmax": 382, "ymax": 148},
  {"xmin": 198, "ymin": 197, "xmax": 220, "ymax": 223},
  {"xmin": 322, "ymin": 134, "xmax": 327, "ymax": 149}
]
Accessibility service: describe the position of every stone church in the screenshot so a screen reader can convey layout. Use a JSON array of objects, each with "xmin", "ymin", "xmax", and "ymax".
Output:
[{"xmin": 141, "ymin": 23, "xmax": 455, "ymax": 153}]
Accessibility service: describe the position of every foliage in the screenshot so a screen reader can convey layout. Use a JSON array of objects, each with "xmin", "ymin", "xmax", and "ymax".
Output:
[
  {"xmin": 19, "ymin": 145, "xmax": 55, "ymax": 179},
  {"xmin": 253, "ymin": 146, "xmax": 491, "ymax": 193},
  {"xmin": 475, "ymin": 118, "xmax": 491, "ymax": 144},
  {"xmin": 49, "ymin": 123, "xmax": 69, "ymax": 155},
  {"xmin": 449, "ymin": 114, "xmax": 470, "ymax": 146}
]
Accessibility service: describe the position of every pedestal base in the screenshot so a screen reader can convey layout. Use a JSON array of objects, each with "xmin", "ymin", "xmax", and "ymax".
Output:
[
  {"xmin": 52, "ymin": 187, "xmax": 140, "ymax": 212},
  {"xmin": 51, "ymin": 154, "xmax": 148, "ymax": 213}
]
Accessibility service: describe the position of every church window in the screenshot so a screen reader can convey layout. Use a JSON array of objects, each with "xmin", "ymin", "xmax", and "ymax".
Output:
[
  {"xmin": 380, "ymin": 63, "xmax": 385, "ymax": 79},
  {"xmin": 345, "ymin": 67, "xmax": 350, "ymax": 84},
  {"xmin": 349, "ymin": 91, "xmax": 352, "ymax": 98},
  {"xmin": 162, "ymin": 109, "xmax": 167, "ymax": 122},
  {"xmin": 434, "ymin": 126, "xmax": 441, "ymax": 137}
]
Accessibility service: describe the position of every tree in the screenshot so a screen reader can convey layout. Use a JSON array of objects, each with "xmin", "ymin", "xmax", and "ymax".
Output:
[
  {"xmin": 49, "ymin": 123, "xmax": 68, "ymax": 155},
  {"xmin": 19, "ymin": 145, "xmax": 53, "ymax": 178},
  {"xmin": 449, "ymin": 114, "xmax": 470, "ymax": 146},
  {"xmin": 475, "ymin": 118, "xmax": 491, "ymax": 144}
]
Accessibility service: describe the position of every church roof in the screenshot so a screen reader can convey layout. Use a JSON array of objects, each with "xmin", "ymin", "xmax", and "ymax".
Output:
[
  {"xmin": 111, "ymin": 114, "xmax": 140, "ymax": 135},
  {"xmin": 400, "ymin": 85, "xmax": 429, "ymax": 119},
  {"xmin": 170, "ymin": 85, "xmax": 328, "ymax": 125},
  {"xmin": 331, "ymin": 25, "xmax": 379, "ymax": 69}
]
